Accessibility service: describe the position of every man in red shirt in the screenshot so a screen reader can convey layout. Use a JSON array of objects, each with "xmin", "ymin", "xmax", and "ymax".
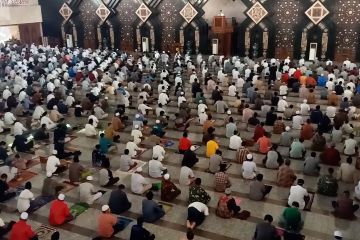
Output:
[
  {"xmin": 98, "ymin": 205, "xmax": 124, "ymax": 238},
  {"xmin": 9, "ymin": 212, "xmax": 37, "ymax": 240},
  {"xmin": 320, "ymin": 144, "xmax": 341, "ymax": 166},
  {"xmin": 49, "ymin": 193, "xmax": 74, "ymax": 226},
  {"xmin": 178, "ymin": 131, "xmax": 192, "ymax": 154}
]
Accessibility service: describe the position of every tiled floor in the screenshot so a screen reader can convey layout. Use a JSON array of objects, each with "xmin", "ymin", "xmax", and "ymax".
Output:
[{"xmin": 1, "ymin": 66, "xmax": 359, "ymax": 240}]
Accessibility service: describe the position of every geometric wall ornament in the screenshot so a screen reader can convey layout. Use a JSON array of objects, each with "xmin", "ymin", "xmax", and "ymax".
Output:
[
  {"xmin": 180, "ymin": 2, "xmax": 198, "ymax": 23},
  {"xmin": 59, "ymin": 3, "xmax": 73, "ymax": 21},
  {"xmin": 246, "ymin": 1, "xmax": 268, "ymax": 24},
  {"xmin": 305, "ymin": 0, "xmax": 329, "ymax": 25},
  {"xmin": 96, "ymin": 3, "xmax": 111, "ymax": 22},
  {"xmin": 136, "ymin": 3, "xmax": 152, "ymax": 23}
]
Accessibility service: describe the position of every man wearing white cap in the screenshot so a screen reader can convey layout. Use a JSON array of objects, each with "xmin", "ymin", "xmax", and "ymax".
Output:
[
  {"xmin": 94, "ymin": 104, "xmax": 109, "ymax": 120},
  {"xmin": 65, "ymin": 93, "xmax": 75, "ymax": 107},
  {"xmin": 300, "ymin": 99, "xmax": 310, "ymax": 115},
  {"xmin": 49, "ymin": 105, "xmax": 63, "ymax": 123},
  {"xmin": 277, "ymin": 96, "xmax": 288, "ymax": 112},
  {"xmin": 152, "ymin": 143, "xmax": 165, "ymax": 162},
  {"xmin": 138, "ymin": 101, "xmax": 152, "ymax": 115},
  {"xmin": 149, "ymin": 156, "xmax": 167, "ymax": 178},
  {"xmin": 158, "ymin": 90, "xmax": 169, "ymax": 106},
  {"xmin": 49, "ymin": 193, "xmax": 74, "ymax": 226},
  {"xmin": 40, "ymin": 112, "xmax": 57, "ymax": 130},
  {"xmin": 242, "ymin": 154, "xmax": 257, "ymax": 179},
  {"xmin": 46, "ymin": 150, "xmax": 66, "ymax": 175},
  {"xmin": 131, "ymin": 125, "xmax": 143, "ymax": 144},
  {"xmin": 161, "ymin": 174, "xmax": 181, "ymax": 202},
  {"xmin": 292, "ymin": 111, "xmax": 304, "ymax": 130},
  {"xmin": 2, "ymin": 86, "xmax": 11, "ymax": 100},
  {"xmin": 334, "ymin": 230, "xmax": 343, "ymax": 239},
  {"xmin": 131, "ymin": 167, "xmax": 152, "ymax": 194},
  {"xmin": 279, "ymin": 126, "xmax": 294, "ymax": 147},
  {"xmin": 9, "ymin": 212, "xmax": 37, "ymax": 240},
  {"xmin": 98, "ymin": 204, "xmax": 124, "ymax": 238},
  {"xmin": 126, "ymin": 140, "xmax": 141, "ymax": 158},
  {"xmin": 79, "ymin": 176, "xmax": 103, "ymax": 204}
]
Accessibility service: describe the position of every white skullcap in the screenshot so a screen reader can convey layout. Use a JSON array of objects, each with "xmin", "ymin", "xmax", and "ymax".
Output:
[
  {"xmin": 190, "ymin": 145, "xmax": 196, "ymax": 151},
  {"xmin": 180, "ymin": 92, "xmax": 184, "ymax": 95},
  {"xmin": 58, "ymin": 193, "xmax": 65, "ymax": 201},
  {"xmin": 52, "ymin": 150, "xmax": 57, "ymax": 155},
  {"xmin": 334, "ymin": 231, "xmax": 343, "ymax": 238},
  {"xmin": 46, "ymin": 172, "xmax": 52, "ymax": 178},
  {"xmin": 136, "ymin": 167, "xmax": 143, "ymax": 173},
  {"xmin": 135, "ymin": 125, "xmax": 139, "ymax": 129},
  {"xmin": 199, "ymin": 100, "xmax": 203, "ymax": 103},
  {"xmin": 303, "ymin": 99, "xmax": 307, "ymax": 103},
  {"xmin": 246, "ymin": 154, "xmax": 253, "ymax": 159},
  {"xmin": 105, "ymin": 97, "xmax": 108, "ymax": 100},
  {"xmin": 5, "ymin": 86, "xmax": 9, "ymax": 89},
  {"xmin": 296, "ymin": 111, "xmax": 300, "ymax": 114},
  {"xmin": 285, "ymin": 126, "xmax": 291, "ymax": 131},
  {"xmin": 0, "ymin": 218, "xmax": 4, "ymax": 227},
  {"xmin": 135, "ymin": 114, "xmax": 140, "ymax": 118},
  {"xmin": 69, "ymin": 93, "xmax": 73, "ymax": 96},
  {"xmin": 156, "ymin": 120, "xmax": 160, "ymax": 124},
  {"xmin": 283, "ymin": 96, "xmax": 286, "ymax": 100},
  {"xmin": 101, "ymin": 205, "xmax": 110, "ymax": 212},
  {"xmin": 115, "ymin": 112, "xmax": 120, "ymax": 116},
  {"xmin": 86, "ymin": 175, "xmax": 93, "ymax": 181},
  {"xmin": 227, "ymin": 110, "xmax": 232, "ymax": 115},
  {"xmin": 20, "ymin": 212, "xmax": 28, "ymax": 220},
  {"xmin": 164, "ymin": 174, "xmax": 170, "ymax": 180},
  {"xmin": 53, "ymin": 106, "xmax": 58, "ymax": 110}
]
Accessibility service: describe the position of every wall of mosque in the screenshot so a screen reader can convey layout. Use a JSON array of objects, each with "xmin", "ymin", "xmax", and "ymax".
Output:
[{"xmin": 39, "ymin": 0, "xmax": 360, "ymax": 61}]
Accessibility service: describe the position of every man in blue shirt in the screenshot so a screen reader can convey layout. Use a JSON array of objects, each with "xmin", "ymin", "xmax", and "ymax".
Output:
[{"xmin": 130, "ymin": 217, "xmax": 155, "ymax": 240}]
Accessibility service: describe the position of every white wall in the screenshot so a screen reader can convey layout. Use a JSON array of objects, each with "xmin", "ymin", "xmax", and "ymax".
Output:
[
  {"xmin": 0, "ymin": 25, "xmax": 20, "ymax": 43},
  {"xmin": 0, "ymin": 4, "xmax": 42, "ymax": 26}
]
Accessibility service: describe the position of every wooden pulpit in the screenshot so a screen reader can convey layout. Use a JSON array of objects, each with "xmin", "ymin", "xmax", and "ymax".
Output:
[{"xmin": 212, "ymin": 16, "xmax": 234, "ymax": 56}]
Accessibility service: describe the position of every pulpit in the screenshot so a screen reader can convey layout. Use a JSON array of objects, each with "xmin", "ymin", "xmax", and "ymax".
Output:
[{"xmin": 212, "ymin": 16, "xmax": 234, "ymax": 56}]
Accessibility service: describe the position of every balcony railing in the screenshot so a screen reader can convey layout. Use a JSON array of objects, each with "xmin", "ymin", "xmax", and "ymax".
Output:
[{"xmin": 0, "ymin": 0, "xmax": 32, "ymax": 7}]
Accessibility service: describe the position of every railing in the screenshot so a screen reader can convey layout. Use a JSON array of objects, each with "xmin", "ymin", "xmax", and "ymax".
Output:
[{"xmin": 0, "ymin": 0, "xmax": 32, "ymax": 7}]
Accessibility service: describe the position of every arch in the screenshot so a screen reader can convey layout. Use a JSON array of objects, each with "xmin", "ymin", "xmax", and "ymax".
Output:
[
  {"xmin": 97, "ymin": 20, "xmax": 114, "ymax": 49},
  {"xmin": 61, "ymin": 19, "xmax": 78, "ymax": 47},
  {"xmin": 179, "ymin": 21, "xmax": 199, "ymax": 54},
  {"xmin": 299, "ymin": 22, "xmax": 329, "ymax": 60},
  {"xmin": 136, "ymin": 21, "xmax": 155, "ymax": 52},
  {"xmin": 244, "ymin": 21, "xmax": 269, "ymax": 58}
]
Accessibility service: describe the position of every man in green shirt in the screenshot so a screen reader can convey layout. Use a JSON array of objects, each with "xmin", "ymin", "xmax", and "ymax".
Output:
[
  {"xmin": 289, "ymin": 138, "xmax": 306, "ymax": 159},
  {"xmin": 279, "ymin": 201, "xmax": 303, "ymax": 233},
  {"xmin": 317, "ymin": 168, "xmax": 338, "ymax": 196}
]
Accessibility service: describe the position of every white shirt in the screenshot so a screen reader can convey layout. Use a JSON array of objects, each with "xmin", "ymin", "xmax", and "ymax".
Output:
[
  {"xmin": 344, "ymin": 89, "xmax": 353, "ymax": 99},
  {"xmin": 126, "ymin": 141, "xmax": 139, "ymax": 157},
  {"xmin": 47, "ymin": 93, "xmax": 55, "ymax": 103},
  {"xmin": 344, "ymin": 138, "xmax": 357, "ymax": 155},
  {"xmin": 279, "ymin": 85, "xmax": 288, "ymax": 96},
  {"xmin": 149, "ymin": 159, "xmax": 166, "ymax": 178},
  {"xmin": 131, "ymin": 129, "xmax": 143, "ymax": 143},
  {"xmin": 158, "ymin": 92, "xmax": 169, "ymax": 105},
  {"xmin": 40, "ymin": 116, "xmax": 55, "ymax": 129},
  {"xmin": 13, "ymin": 122, "xmax": 26, "ymax": 136},
  {"xmin": 188, "ymin": 202, "xmax": 209, "ymax": 216},
  {"xmin": 152, "ymin": 145, "xmax": 165, "ymax": 159},
  {"xmin": 131, "ymin": 173, "xmax": 149, "ymax": 194},
  {"xmin": 33, "ymin": 105, "xmax": 45, "ymax": 120},
  {"xmin": 179, "ymin": 166, "xmax": 194, "ymax": 185},
  {"xmin": 4, "ymin": 112, "xmax": 16, "ymax": 125},
  {"xmin": 178, "ymin": 96, "xmax": 186, "ymax": 107},
  {"xmin": 47, "ymin": 82, "xmax": 55, "ymax": 92},
  {"xmin": 79, "ymin": 182, "xmax": 96, "ymax": 204},
  {"xmin": 300, "ymin": 103, "xmax": 310, "ymax": 115},
  {"xmin": 242, "ymin": 161, "xmax": 257, "ymax": 179},
  {"xmin": 0, "ymin": 120, "xmax": 5, "ymax": 132},
  {"xmin": 138, "ymin": 103, "xmax": 152, "ymax": 115},
  {"xmin": 46, "ymin": 155, "xmax": 60, "ymax": 174},
  {"xmin": 84, "ymin": 123, "xmax": 97, "ymax": 136},
  {"xmin": 228, "ymin": 85, "xmax": 237, "ymax": 97},
  {"xmin": 229, "ymin": 135, "xmax": 242, "ymax": 150},
  {"xmin": 288, "ymin": 185, "xmax": 308, "ymax": 209},
  {"xmin": 2, "ymin": 89, "xmax": 11, "ymax": 100},
  {"xmin": 198, "ymin": 113, "xmax": 208, "ymax": 125},
  {"xmin": 65, "ymin": 95, "xmax": 75, "ymax": 107},
  {"xmin": 326, "ymin": 106, "xmax": 336, "ymax": 118},
  {"xmin": 17, "ymin": 189, "xmax": 34, "ymax": 213},
  {"xmin": 292, "ymin": 115, "xmax": 303, "ymax": 130},
  {"xmin": 277, "ymin": 99, "xmax": 288, "ymax": 112},
  {"xmin": 326, "ymin": 81, "xmax": 334, "ymax": 90},
  {"xmin": 18, "ymin": 91, "xmax": 27, "ymax": 102}
]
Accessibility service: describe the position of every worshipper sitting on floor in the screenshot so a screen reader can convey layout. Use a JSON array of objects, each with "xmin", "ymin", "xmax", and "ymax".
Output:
[
  {"xmin": 92, "ymin": 144, "xmax": 109, "ymax": 167},
  {"xmin": 242, "ymin": 154, "xmax": 257, "ymax": 180},
  {"xmin": 344, "ymin": 134, "xmax": 357, "ymax": 156},
  {"xmin": 105, "ymin": 123, "xmax": 121, "ymax": 143},
  {"xmin": 97, "ymin": 204, "xmax": 126, "ymax": 238},
  {"xmin": 149, "ymin": 156, "xmax": 167, "ymax": 179},
  {"xmin": 187, "ymin": 201, "xmax": 209, "ymax": 230},
  {"xmin": 142, "ymin": 191, "xmax": 165, "ymax": 223},
  {"xmin": 12, "ymin": 154, "xmax": 30, "ymax": 170},
  {"xmin": 208, "ymin": 149, "xmax": 225, "ymax": 173},
  {"xmin": 79, "ymin": 176, "xmax": 103, "ymax": 205},
  {"xmin": 130, "ymin": 217, "xmax": 155, "ymax": 240},
  {"xmin": 206, "ymin": 135, "xmax": 219, "ymax": 158},
  {"xmin": 131, "ymin": 167, "xmax": 152, "ymax": 195},
  {"xmin": 33, "ymin": 124, "xmax": 50, "ymax": 141},
  {"xmin": 303, "ymin": 152, "xmax": 320, "ymax": 176},
  {"xmin": 179, "ymin": 141, "xmax": 198, "ymax": 164},
  {"xmin": 108, "ymin": 184, "xmax": 131, "ymax": 214},
  {"xmin": 131, "ymin": 125, "xmax": 143, "ymax": 144},
  {"xmin": 179, "ymin": 163, "xmax": 196, "ymax": 186},
  {"xmin": 216, "ymin": 188, "xmax": 241, "ymax": 218},
  {"xmin": 178, "ymin": 131, "xmax": 192, "ymax": 154},
  {"xmin": 41, "ymin": 172, "xmax": 65, "ymax": 198},
  {"xmin": 11, "ymin": 134, "xmax": 34, "ymax": 154},
  {"xmin": 235, "ymin": 141, "xmax": 250, "ymax": 164},
  {"xmin": 126, "ymin": 140, "xmax": 141, "ymax": 158},
  {"xmin": 256, "ymin": 132, "xmax": 272, "ymax": 154},
  {"xmin": 49, "ymin": 193, "xmax": 74, "ymax": 226},
  {"xmin": 9, "ymin": 212, "xmax": 38, "ymax": 240},
  {"xmin": 312, "ymin": 131, "xmax": 327, "ymax": 152},
  {"xmin": 249, "ymin": 174, "xmax": 272, "ymax": 201},
  {"xmin": 46, "ymin": 150, "xmax": 67, "ymax": 175},
  {"xmin": 320, "ymin": 143, "xmax": 341, "ymax": 166},
  {"xmin": 152, "ymin": 143, "xmax": 165, "ymax": 162},
  {"xmin": 253, "ymin": 214, "xmax": 278, "ymax": 240},
  {"xmin": 273, "ymin": 116, "xmax": 286, "ymax": 134},
  {"xmin": 214, "ymin": 163, "xmax": 231, "ymax": 192},
  {"xmin": 289, "ymin": 138, "xmax": 306, "ymax": 159},
  {"xmin": 68, "ymin": 154, "xmax": 91, "ymax": 184},
  {"xmin": 99, "ymin": 133, "xmax": 115, "ymax": 154},
  {"xmin": 263, "ymin": 144, "xmax": 283, "ymax": 169},
  {"xmin": 151, "ymin": 120, "xmax": 166, "ymax": 138},
  {"xmin": 161, "ymin": 173, "xmax": 181, "ymax": 202},
  {"xmin": 229, "ymin": 130, "xmax": 242, "ymax": 150},
  {"xmin": 277, "ymin": 160, "xmax": 297, "ymax": 188},
  {"xmin": 0, "ymin": 141, "xmax": 9, "ymax": 164},
  {"xmin": 119, "ymin": 149, "xmax": 136, "ymax": 172},
  {"xmin": 82, "ymin": 119, "xmax": 98, "ymax": 137},
  {"xmin": 0, "ymin": 173, "xmax": 16, "ymax": 202},
  {"xmin": 279, "ymin": 126, "xmax": 294, "ymax": 147},
  {"xmin": 189, "ymin": 178, "xmax": 211, "ymax": 204},
  {"xmin": 317, "ymin": 168, "xmax": 338, "ymax": 197},
  {"xmin": 288, "ymin": 179, "xmax": 309, "ymax": 210},
  {"xmin": 300, "ymin": 119, "xmax": 314, "ymax": 140},
  {"xmin": 279, "ymin": 201, "xmax": 303, "ymax": 233},
  {"xmin": 337, "ymin": 157, "xmax": 356, "ymax": 183},
  {"xmin": 99, "ymin": 159, "xmax": 120, "ymax": 187},
  {"xmin": 332, "ymin": 191, "xmax": 359, "ymax": 220},
  {"xmin": 17, "ymin": 181, "xmax": 35, "ymax": 213},
  {"xmin": 0, "ymin": 218, "xmax": 15, "ymax": 239}
]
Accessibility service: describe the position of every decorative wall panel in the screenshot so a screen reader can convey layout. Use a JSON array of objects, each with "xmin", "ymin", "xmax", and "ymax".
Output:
[
  {"xmin": 78, "ymin": 0, "xmax": 100, "ymax": 44},
  {"xmin": 116, "ymin": 0, "xmax": 140, "ymax": 44}
]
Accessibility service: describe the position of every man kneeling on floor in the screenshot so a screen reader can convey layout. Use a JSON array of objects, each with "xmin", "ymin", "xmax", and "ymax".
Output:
[
  {"xmin": 49, "ymin": 193, "xmax": 74, "ymax": 226},
  {"xmin": 97, "ymin": 205, "xmax": 125, "ymax": 238}
]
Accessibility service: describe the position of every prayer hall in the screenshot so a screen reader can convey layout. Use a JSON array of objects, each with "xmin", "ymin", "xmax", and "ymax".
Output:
[{"xmin": 1, "ymin": 0, "xmax": 360, "ymax": 239}]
